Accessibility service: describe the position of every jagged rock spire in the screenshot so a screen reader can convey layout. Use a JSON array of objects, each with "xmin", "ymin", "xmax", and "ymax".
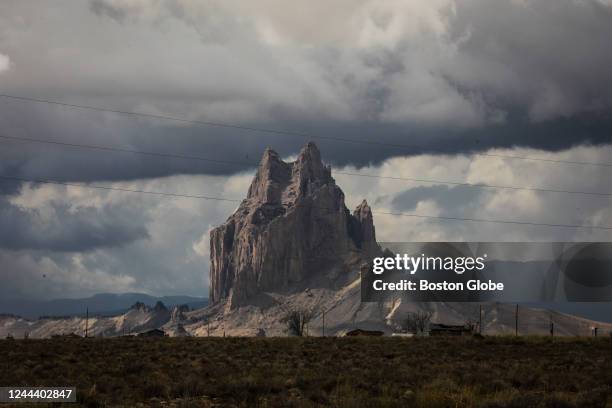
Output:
[
  {"xmin": 245, "ymin": 142, "xmax": 335, "ymax": 208},
  {"xmin": 246, "ymin": 147, "xmax": 291, "ymax": 205},
  {"xmin": 293, "ymin": 142, "xmax": 330, "ymax": 180},
  {"xmin": 209, "ymin": 142, "xmax": 380, "ymax": 308},
  {"xmin": 353, "ymin": 200, "xmax": 376, "ymax": 253}
]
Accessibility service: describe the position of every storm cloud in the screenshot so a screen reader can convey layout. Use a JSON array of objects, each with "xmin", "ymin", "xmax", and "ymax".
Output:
[
  {"xmin": 0, "ymin": 0, "xmax": 611, "ymax": 300},
  {"xmin": 0, "ymin": 196, "xmax": 149, "ymax": 252},
  {"xmin": 0, "ymin": 0, "xmax": 611, "ymax": 184}
]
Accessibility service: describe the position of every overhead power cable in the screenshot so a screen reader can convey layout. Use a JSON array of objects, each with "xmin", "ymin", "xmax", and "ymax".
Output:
[
  {"xmin": 1, "ymin": 174, "xmax": 611, "ymax": 231},
  {"xmin": 1, "ymin": 93, "xmax": 611, "ymax": 168},
  {"xmin": 0, "ymin": 175, "xmax": 240, "ymax": 203},
  {"xmin": 1, "ymin": 133, "xmax": 610, "ymax": 198},
  {"xmin": 334, "ymin": 171, "xmax": 612, "ymax": 198}
]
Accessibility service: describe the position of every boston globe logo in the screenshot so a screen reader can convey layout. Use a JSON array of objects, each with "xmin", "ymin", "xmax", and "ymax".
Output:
[
  {"xmin": 410, "ymin": 242, "xmax": 491, "ymax": 302},
  {"xmin": 362, "ymin": 243, "xmax": 493, "ymax": 302}
]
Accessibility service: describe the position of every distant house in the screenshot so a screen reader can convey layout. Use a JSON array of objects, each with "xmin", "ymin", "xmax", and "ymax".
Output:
[
  {"xmin": 428, "ymin": 323, "xmax": 473, "ymax": 336},
  {"xmin": 345, "ymin": 329, "xmax": 384, "ymax": 337},
  {"xmin": 137, "ymin": 328, "xmax": 166, "ymax": 337}
]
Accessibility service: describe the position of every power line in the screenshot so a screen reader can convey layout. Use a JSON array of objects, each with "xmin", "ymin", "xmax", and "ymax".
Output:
[
  {"xmin": 0, "ymin": 94, "xmax": 311, "ymax": 139},
  {"xmin": 470, "ymin": 152, "xmax": 612, "ymax": 167},
  {"xmin": 2, "ymin": 93, "xmax": 611, "ymax": 168},
  {"xmin": 375, "ymin": 210, "xmax": 612, "ymax": 230},
  {"xmin": 0, "ymin": 133, "xmax": 253, "ymax": 168},
  {"xmin": 334, "ymin": 171, "xmax": 612, "ymax": 198},
  {"xmin": 0, "ymin": 175, "xmax": 241, "ymax": 203},
  {"xmin": 2, "ymin": 133, "xmax": 610, "ymax": 198},
  {"xmin": 1, "ymin": 174, "xmax": 611, "ymax": 231}
]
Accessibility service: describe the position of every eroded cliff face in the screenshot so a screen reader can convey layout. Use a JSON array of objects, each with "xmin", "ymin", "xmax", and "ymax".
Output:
[{"xmin": 209, "ymin": 142, "xmax": 379, "ymax": 308}]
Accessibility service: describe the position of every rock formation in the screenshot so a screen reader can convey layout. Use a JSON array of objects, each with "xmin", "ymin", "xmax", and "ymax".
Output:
[
  {"xmin": 153, "ymin": 301, "xmax": 168, "ymax": 313},
  {"xmin": 170, "ymin": 304, "xmax": 189, "ymax": 322},
  {"xmin": 130, "ymin": 301, "xmax": 149, "ymax": 312},
  {"xmin": 209, "ymin": 142, "xmax": 380, "ymax": 308}
]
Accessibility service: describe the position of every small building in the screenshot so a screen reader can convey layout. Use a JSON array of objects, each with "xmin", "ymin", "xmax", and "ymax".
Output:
[
  {"xmin": 391, "ymin": 333, "xmax": 414, "ymax": 338},
  {"xmin": 428, "ymin": 323, "xmax": 473, "ymax": 336},
  {"xmin": 345, "ymin": 329, "xmax": 384, "ymax": 337},
  {"xmin": 137, "ymin": 328, "xmax": 167, "ymax": 337}
]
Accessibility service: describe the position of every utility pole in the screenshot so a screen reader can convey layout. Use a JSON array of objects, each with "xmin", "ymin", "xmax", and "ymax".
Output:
[
  {"xmin": 549, "ymin": 311, "xmax": 554, "ymax": 337},
  {"xmin": 514, "ymin": 304, "xmax": 519, "ymax": 336},
  {"xmin": 479, "ymin": 304, "xmax": 483, "ymax": 335},
  {"xmin": 322, "ymin": 309, "xmax": 326, "ymax": 337},
  {"xmin": 85, "ymin": 307, "xmax": 89, "ymax": 338},
  {"xmin": 207, "ymin": 321, "xmax": 210, "ymax": 337}
]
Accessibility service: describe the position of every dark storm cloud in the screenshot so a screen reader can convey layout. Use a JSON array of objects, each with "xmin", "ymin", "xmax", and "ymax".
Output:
[
  {"xmin": 1, "ymin": 100, "xmax": 611, "ymax": 184},
  {"xmin": 0, "ymin": 0, "xmax": 610, "ymax": 183},
  {"xmin": 89, "ymin": 0, "xmax": 131, "ymax": 22},
  {"xmin": 0, "ymin": 177, "xmax": 22, "ymax": 196},
  {"xmin": 445, "ymin": 0, "xmax": 612, "ymax": 122},
  {"xmin": 0, "ymin": 196, "xmax": 149, "ymax": 251},
  {"xmin": 302, "ymin": 114, "xmax": 612, "ymax": 169}
]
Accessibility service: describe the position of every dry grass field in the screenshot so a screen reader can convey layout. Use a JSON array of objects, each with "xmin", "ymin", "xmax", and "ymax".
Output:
[{"xmin": 1, "ymin": 336, "xmax": 611, "ymax": 407}]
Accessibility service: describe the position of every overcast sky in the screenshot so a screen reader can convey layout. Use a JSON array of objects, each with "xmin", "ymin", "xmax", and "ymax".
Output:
[{"xmin": 0, "ymin": 0, "xmax": 611, "ymax": 300}]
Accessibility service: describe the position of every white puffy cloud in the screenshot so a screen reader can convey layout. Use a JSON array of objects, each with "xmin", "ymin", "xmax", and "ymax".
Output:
[
  {"xmin": 0, "ymin": 251, "xmax": 137, "ymax": 300},
  {"xmin": 0, "ymin": 53, "xmax": 10, "ymax": 73},
  {"xmin": 337, "ymin": 144, "xmax": 612, "ymax": 242}
]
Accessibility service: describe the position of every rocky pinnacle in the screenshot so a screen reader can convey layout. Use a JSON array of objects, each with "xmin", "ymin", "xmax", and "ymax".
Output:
[{"xmin": 209, "ymin": 142, "xmax": 379, "ymax": 308}]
